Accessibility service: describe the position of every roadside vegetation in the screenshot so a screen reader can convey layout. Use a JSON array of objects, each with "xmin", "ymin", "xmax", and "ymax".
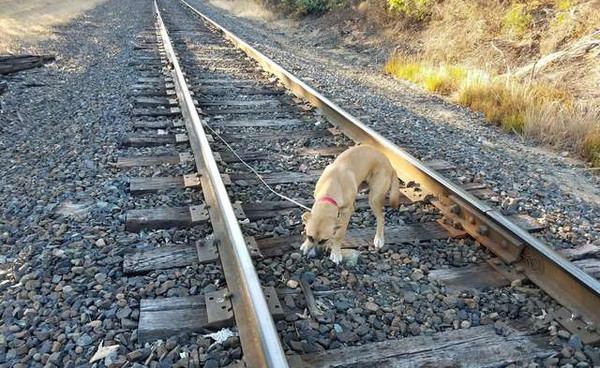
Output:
[
  {"xmin": 256, "ymin": 0, "xmax": 600, "ymax": 166},
  {"xmin": 384, "ymin": 55, "xmax": 600, "ymax": 166},
  {"xmin": 380, "ymin": 0, "xmax": 600, "ymax": 166}
]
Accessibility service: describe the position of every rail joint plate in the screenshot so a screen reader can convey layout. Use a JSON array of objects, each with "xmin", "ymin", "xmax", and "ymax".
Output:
[
  {"xmin": 437, "ymin": 194, "xmax": 524, "ymax": 263},
  {"xmin": 205, "ymin": 289, "xmax": 234, "ymax": 328},
  {"xmin": 183, "ymin": 173, "xmax": 202, "ymax": 189},
  {"xmin": 189, "ymin": 205, "xmax": 209, "ymax": 222},
  {"xmin": 263, "ymin": 286, "xmax": 285, "ymax": 320},
  {"xmin": 555, "ymin": 307, "xmax": 600, "ymax": 345}
]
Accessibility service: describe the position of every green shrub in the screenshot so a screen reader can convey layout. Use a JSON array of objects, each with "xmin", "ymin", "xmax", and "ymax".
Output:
[
  {"xmin": 554, "ymin": 0, "xmax": 572, "ymax": 25},
  {"xmin": 503, "ymin": 3, "xmax": 532, "ymax": 37},
  {"xmin": 388, "ymin": 0, "xmax": 435, "ymax": 20},
  {"xmin": 299, "ymin": 0, "xmax": 328, "ymax": 14},
  {"xmin": 557, "ymin": 0, "xmax": 571, "ymax": 11},
  {"xmin": 584, "ymin": 133, "xmax": 600, "ymax": 167}
]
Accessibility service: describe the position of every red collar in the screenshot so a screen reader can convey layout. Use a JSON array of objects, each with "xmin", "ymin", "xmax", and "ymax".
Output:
[{"xmin": 316, "ymin": 195, "xmax": 338, "ymax": 207}]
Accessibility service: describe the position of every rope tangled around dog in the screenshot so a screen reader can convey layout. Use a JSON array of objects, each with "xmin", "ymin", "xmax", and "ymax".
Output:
[{"xmin": 204, "ymin": 122, "xmax": 312, "ymax": 212}]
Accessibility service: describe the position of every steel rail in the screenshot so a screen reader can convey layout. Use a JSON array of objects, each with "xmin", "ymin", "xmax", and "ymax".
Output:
[
  {"xmin": 153, "ymin": 2, "xmax": 289, "ymax": 367},
  {"xmin": 179, "ymin": 0, "xmax": 600, "ymax": 331}
]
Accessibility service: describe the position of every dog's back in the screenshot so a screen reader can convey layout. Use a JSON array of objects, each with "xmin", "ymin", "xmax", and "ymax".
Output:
[
  {"xmin": 315, "ymin": 145, "xmax": 400, "ymax": 207},
  {"xmin": 303, "ymin": 145, "xmax": 400, "ymax": 263},
  {"xmin": 325, "ymin": 145, "xmax": 392, "ymax": 183}
]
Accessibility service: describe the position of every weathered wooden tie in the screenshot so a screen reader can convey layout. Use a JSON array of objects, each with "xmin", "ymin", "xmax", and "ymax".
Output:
[
  {"xmin": 137, "ymin": 286, "xmax": 284, "ymax": 342},
  {"xmin": 293, "ymin": 324, "xmax": 553, "ymax": 368},
  {"xmin": 128, "ymin": 173, "xmax": 232, "ymax": 193},
  {"xmin": 428, "ymin": 262, "xmax": 519, "ymax": 293},
  {"xmin": 202, "ymin": 106, "xmax": 299, "ymax": 115},
  {"xmin": 241, "ymin": 195, "xmax": 413, "ymax": 221},
  {"xmin": 219, "ymin": 129, "xmax": 331, "ymax": 141},
  {"xmin": 129, "ymin": 174, "xmax": 199, "ymax": 193},
  {"xmin": 134, "ymin": 96, "xmax": 178, "ymax": 107},
  {"xmin": 123, "ymin": 243, "xmax": 218, "ymax": 274},
  {"xmin": 230, "ymin": 170, "xmax": 322, "ymax": 185},
  {"xmin": 0, "ymin": 54, "xmax": 56, "ymax": 75},
  {"xmin": 197, "ymin": 87, "xmax": 283, "ymax": 95},
  {"xmin": 132, "ymin": 120, "xmax": 185, "ymax": 129},
  {"xmin": 115, "ymin": 153, "xmax": 193, "ymax": 168},
  {"xmin": 121, "ymin": 132, "xmax": 188, "ymax": 147},
  {"xmin": 125, "ymin": 205, "xmax": 209, "ymax": 232},
  {"xmin": 210, "ymin": 119, "xmax": 304, "ymax": 128},
  {"xmin": 132, "ymin": 107, "xmax": 181, "ymax": 117},
  {"xmin": 199, "ymin": 99, "xmax": 281, "ymax": 107},
  {"xmin": 123, "ymin": 236, "xmax": 259, "ymax": 274},
  {"xmin": 257, "ymin": 222, "xmax": 457, "ymax": 258}
]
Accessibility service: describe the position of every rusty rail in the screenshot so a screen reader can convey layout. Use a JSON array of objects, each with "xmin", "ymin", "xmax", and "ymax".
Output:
[
  {"xmin": 153, "ymin": 1, "xmax": 289, "ymax": 367},
  {"xmin": 179, "ymin": 0, "xmax": 600, "ymax": 335}
]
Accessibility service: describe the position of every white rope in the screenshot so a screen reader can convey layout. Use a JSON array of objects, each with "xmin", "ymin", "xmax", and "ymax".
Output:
[{"xmin": 204, "ymin": 122, "xmax": 312, "ymax": 212}]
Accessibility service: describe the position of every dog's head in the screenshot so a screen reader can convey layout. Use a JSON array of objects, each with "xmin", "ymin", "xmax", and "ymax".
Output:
[{"xmin": 300, "ymin": 211, "xmax": 336, "ymax": 257}]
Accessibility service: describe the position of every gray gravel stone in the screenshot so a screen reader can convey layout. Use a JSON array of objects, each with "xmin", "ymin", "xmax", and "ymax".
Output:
[
  {"xmin": 558, "ymin": 330, "xmax": 571, "ymax": 339},
  {"xmin": 75, "ymin": 335, "xmax": 93, "ymax": 347}
]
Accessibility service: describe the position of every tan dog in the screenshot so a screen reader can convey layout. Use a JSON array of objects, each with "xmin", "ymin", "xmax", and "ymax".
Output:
[{"xmin": 300, "ymin": 145, "xmax": 400, "ymax": 264}]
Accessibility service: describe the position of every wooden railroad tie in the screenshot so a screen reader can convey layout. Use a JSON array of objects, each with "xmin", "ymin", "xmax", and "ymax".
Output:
[
  {"xmin": 124, "ymin": 205, "xmax": 210, "ymax": 232},
  {"xmin": 115, "ymin": 152, "xmax": 193, "ymax": 168},
  {"xmin": 121, "ymin": 132, "xmax": 215, "ymax": 148},
  {"xmin": 124, "ymin": 203, "xmax": 243, "ymax": 232},
  {"xmin": 292, "ymin": 322, "xmax": 553, "ymax": 367},
  {"xmin": 0, "ymin": 54, "xmax": 55, "ymax": 75},
  {"xmin": 137, "ymin": 286, "xmax": 284, "ymax": 342},
  {"xmin": 122, "ymin": 236, "xmax": 259, "ymax": 275},
  {"xmin": 132, "ymin": 119, "xmax": 185, "ymax": 129}
]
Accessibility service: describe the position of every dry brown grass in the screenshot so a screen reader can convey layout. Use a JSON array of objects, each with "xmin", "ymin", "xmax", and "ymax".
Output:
[
  {"xmin": 0, "ymin": 0, "xmax": 108, "ymax": 52},
  {"xmin": 384, "ymin": 54, "xmax": 467, "ymax": 95},
  {"xmin": 525, "ymin": 102, "xmax": 600, "ymax": 161},
  {"xmin": 455, "ymin": 78, "xmax": 529, "ymax": 133},
  {"xmin": 380, "ymin": 0, "xmax": 600, "ymax": 166},
  {"xmin": 385, "ymin": 54, "xmax": 600, "ymax": 165},
  {"xmin": 380, "ymin": 0, "xmax": 600, "ymax": 101}
]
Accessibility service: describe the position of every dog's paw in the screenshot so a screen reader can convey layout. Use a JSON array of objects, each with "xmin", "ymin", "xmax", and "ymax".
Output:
[
  {"xmin": 329, "ymin": 249, "xmax": 343, "ymax": 264},
  {"xmin": 300, "ymin": 239, "xmax": 312, "ymax": 256},
  {"xmin": 374, "ymin": 235, "xmax": 385, "ymax": 249}
]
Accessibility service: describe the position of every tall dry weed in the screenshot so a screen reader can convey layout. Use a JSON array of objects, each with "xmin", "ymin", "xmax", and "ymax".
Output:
[
  {"xmin": 524, "ymin": 102, "xmax": 600, "ymax": 153},
  {"xmin": 385, "ymin": 55, "xmax": 600, "ymax": 165}
]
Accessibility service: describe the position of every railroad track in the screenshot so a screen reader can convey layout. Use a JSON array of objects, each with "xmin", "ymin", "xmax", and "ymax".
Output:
[{"xmin": 114, "ymin": 0, "xmax": 600, "ymax": 366}]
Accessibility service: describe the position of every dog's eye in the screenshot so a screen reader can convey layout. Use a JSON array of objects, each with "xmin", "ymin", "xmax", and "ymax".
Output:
[
  {"xmin": 308, "ymin": 236, "xmax": 314, "ymax": 242},
  {"xmin": 319, "ymin": 239, "xmax": 329, "ymax": 245}
]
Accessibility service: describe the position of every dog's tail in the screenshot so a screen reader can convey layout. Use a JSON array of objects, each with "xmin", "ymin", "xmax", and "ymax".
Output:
[{"xmin": 389, "ymin": 173, "xmax": 400, "ymax": 208}]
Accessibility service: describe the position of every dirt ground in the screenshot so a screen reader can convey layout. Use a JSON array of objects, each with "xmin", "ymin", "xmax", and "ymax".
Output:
[
  {"xmin": 208, "ymin": 0, "xmax": 277, "ymax": 21},
  {"xmin": 0, "ymin": 0, "xmax": 108, "ymax": 52}
]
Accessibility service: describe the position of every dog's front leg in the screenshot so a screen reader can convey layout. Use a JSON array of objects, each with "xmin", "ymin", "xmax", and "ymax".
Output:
[
  {"xmin": 329, "ymin": 241, "xmax": 343, "ymax": 264},
  {"xmin": 300, "ymin": 238, "xmax": 314, "ymax": 256},
  {"xmin": 329, "ymin": 207, "xmax": 353, "ymax": 264}
]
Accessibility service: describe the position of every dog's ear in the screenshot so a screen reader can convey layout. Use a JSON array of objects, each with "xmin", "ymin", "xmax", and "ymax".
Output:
[{"xmin": 301, "ymin": 212, "xmax": 311, "ymax": 224}]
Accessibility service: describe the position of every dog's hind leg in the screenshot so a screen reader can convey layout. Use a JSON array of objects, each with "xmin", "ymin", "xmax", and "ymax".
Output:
[{"xmin": 369, "ymin": 172, "xmax": 390, "ymax": 249}]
